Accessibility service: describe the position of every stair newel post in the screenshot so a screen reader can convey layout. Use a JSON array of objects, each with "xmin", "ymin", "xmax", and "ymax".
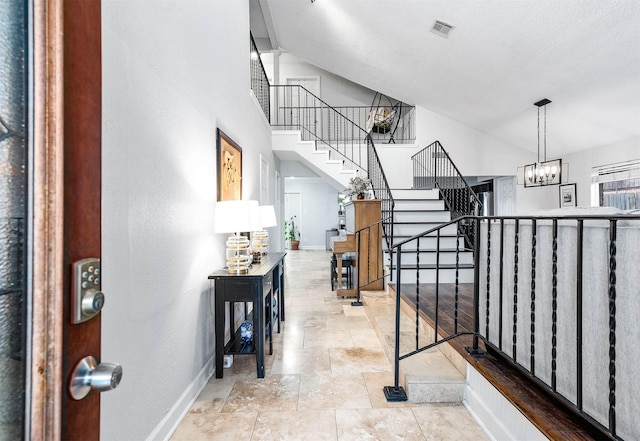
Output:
[
  {"xmin": 467, "ymin": 216, "xmax": 486, "ymax": 356},
  {"xmin": 383, "ymin": 243, "xmax": 408, "ymax": 402},
  {"xmin": 352, "ymin": 228, "xmax": 363, "ymax": 307}
]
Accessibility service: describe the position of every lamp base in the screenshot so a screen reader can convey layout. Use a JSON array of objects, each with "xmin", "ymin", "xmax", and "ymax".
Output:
[{"xmin": 227, "ymin": 267, "xmax": 249, "ymax": 274}]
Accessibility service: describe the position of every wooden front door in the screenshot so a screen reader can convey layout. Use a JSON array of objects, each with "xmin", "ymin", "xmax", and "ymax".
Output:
[{"xmin": 61, "ymin": 1, "xmax": 105, "ymax": 439}]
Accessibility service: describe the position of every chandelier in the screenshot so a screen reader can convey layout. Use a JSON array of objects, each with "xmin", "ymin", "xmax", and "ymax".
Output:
[{"xmin": 524, "ymin": 99, "xmax": 562, "ymax": 187}]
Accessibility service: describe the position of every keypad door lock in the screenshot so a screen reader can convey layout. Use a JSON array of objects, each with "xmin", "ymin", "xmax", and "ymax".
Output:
[{"xmin": 71, "ymin": 258, "xmax": 105, "ymax": 324}]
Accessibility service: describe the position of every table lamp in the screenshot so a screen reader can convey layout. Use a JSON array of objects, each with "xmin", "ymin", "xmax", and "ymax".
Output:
[
  {"xmin": 252, "ymin": 205, "xmax": 277, "ymax": 257},
  {"xmin": 215, "ymin": 200, "xmax": 262, "ymax": 273}
]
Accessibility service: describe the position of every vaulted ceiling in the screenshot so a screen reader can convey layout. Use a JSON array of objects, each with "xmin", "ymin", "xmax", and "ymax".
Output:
[{"xmin": 252, "ymin": 0, "xmax": 640, "ymax": 157}]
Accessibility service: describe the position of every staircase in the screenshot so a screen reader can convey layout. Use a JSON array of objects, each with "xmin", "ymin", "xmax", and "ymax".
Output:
[
  {"xmin": 272, "ymin": 130, "xmax": 362, "ymax": 191},
  {"xmin": 385, "ymin": 188, "xmax": 475, "ymax": 283}
]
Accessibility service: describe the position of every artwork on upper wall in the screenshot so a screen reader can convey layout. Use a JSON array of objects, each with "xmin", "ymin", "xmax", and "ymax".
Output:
[
  {"xmin": 559, "ymin": 183, "xmax": 577, "ymax": 208},
  {"xmin": 217, "ymin": 128, "xmax": 242, "ymax": 201}
]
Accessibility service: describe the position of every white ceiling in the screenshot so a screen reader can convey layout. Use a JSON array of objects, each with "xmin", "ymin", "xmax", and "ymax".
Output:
[{"xmin": 253, "ymin": 0, "xmax": 640, "ymax": 157}]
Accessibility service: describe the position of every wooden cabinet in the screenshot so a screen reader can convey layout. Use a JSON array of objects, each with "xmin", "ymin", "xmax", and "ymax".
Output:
[{"xmin": 345, "ymin": 200, "xmax": 383, "ymax": 290}]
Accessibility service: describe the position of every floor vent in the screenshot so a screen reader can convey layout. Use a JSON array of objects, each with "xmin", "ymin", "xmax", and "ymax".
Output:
[{"xmin": 431, "ymin": 20, "xmax": 454, "ymax": 38}]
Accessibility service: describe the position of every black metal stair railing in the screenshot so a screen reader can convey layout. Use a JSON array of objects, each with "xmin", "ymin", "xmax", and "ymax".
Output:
[
  {"xmin": 383, "ymin": 212, "xmax": 640, "ymax": 441},
  {"xmin": 271, "ymin": 84, "xmax": 368, "ymax": 171},
  {"xmin": 271, "ymin": 85, "xmax": 396, "ymax": 247},
  {"xmin": 366, "ymin": 135, "xmax": 394, "ymax": 253},
  {"xmin": 330, "ymin": 104, "xmax": 416, "ymax": 144},
  {"xmin": 412, "ymin": 140, "xmax": 482, "ymax": 247},
  {"xmin": 250, "ymin": 33, "xmax": 270, "ymax": 121},
  {"xmin": 383, "ymin": 216, "xmax": 476, "ymax": 402}
]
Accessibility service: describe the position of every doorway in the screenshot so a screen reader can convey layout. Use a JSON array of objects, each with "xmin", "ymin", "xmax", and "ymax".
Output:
[{"xmin": 284, "ymin": 192, "xmax": 301, "ymax": 249}]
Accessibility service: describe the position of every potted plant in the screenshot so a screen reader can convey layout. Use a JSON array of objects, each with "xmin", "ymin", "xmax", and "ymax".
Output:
[
  {"xmin": 345, "ymin": 175, "xmax": 371, "ymax": 200},
  {"xmin": 284, "ymin": 216, "xmax": 300, "ymax": 250}
]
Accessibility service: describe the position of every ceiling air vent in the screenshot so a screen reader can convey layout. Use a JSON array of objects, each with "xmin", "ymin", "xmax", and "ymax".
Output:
[{"xmin": 431, "ymin": 20, "xmax": 454, "ymax": 38}]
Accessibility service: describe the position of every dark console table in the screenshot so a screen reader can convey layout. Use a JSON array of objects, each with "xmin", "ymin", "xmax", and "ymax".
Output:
[{"xmin": 209, "ymin": 252, "xmax": 286, "ymax": 378}]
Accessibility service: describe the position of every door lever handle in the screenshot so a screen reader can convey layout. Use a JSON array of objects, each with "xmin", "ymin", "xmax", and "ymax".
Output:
[{"xmin": 69, "ymin": 355, "xmax": 123, "ymax": 400}]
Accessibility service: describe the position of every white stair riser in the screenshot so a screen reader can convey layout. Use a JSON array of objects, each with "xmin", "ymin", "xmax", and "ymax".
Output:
[
  {"xmin": 387, "ymin": 252, "xmax": 474, "ymax": 265},
  {"xmin": 394, "ymin": 211, "xmax": 451, "ymax": 222},
  {"xmin": 391, "ymin": 268, "xmax": 475, "ymax": 284},
  {"xmin": 391, "ymin": 236, "xmax": 465, "ymax": 250},
  {"xmin": 394, "ymin": 223, "xmax": 458, "ymax": 236},
  {"xmin": 394, "ymin": 200, "xmax": 445, "ymax": 210},
  {"xmin": 393, "ymin": 189, "xmax": 440, "ymax": 200}
]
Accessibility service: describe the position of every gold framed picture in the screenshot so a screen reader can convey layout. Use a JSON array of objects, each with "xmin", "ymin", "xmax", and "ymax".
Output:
[{"xmin": 217, "ymin": 129, "xmax": 242, "ymax": 201}]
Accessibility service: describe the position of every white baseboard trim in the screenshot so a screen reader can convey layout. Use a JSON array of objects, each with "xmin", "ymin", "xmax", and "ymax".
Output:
[
  {"xmin": 146, "ymin": 354, "xmax": 215, "ymax": 441},
  {"xmin": 464, "ymin": 365, "xmax": 547, "ymax": 441}
]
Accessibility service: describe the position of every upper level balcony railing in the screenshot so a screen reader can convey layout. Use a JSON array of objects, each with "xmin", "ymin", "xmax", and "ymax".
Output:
[{"xmin": 250, "ymin": 33, "xmax": 270, "ymax": 121}]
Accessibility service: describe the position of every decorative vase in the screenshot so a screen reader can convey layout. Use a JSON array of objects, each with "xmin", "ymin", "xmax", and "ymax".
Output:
[
  {"xmin": 357, "ymin": 193, "xmax": 365, "ymax": 200},
  {"xmin": 240, "ymin": 320, "xmax": 253, "ymax": 344}
]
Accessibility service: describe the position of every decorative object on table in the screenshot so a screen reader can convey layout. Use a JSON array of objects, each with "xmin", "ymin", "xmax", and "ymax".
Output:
[
  {"xmin": 252, "ymin": 205, "xmax": 277, "ymax": 256},
  {"xmin": 217, "ymin": 128, "xmax": 243, "ymax": 201},
  {"xmin": 523, "ymin": 99, "xmax": 562, "ymax": 188},
  {"xmin": 214, "ymin": 200, "xmax": 262, "ymax": 273},
  {"xmin": 272, "ymin": 297, "xmax": 278, "ymax": 321},
  {"xmin": 559, "ymin": 183, "xmax": 577, "ymax": 208},
  {"xmin": 284, "ymin": 216, "xmax": 300, "ymax": 250},
  {"xmin": 345, "ymin": 174, "xmax": 372, "ymax": 200},
  {"xmin": 240, "ymin": 320, "xmax": 253, "ymax": 344}
]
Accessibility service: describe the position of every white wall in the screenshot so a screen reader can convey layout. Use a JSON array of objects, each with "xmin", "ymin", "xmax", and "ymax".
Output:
[
  {"xmin": 284, "ymin": 176, "xmax": 340, "ymax": 249},
  {"xmin": 262, "ymin": 53, "xmax": 380, "ymax": 106},
  {"xmin": 101, "ymin": 1, "xmax": 275, "ymax": 439},
  {"xmin": 562, "ymin": 136, "xmax": 640, "ymax": 207}
]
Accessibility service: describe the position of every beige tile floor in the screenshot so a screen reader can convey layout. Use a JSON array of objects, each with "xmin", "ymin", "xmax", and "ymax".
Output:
[{"xmin": 171, "ymin": 250, "xmax": 489, "ymax": 441}]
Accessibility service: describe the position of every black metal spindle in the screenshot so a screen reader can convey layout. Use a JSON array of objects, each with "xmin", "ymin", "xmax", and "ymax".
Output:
[
  {"xmin": 486, "ymin": 220, "xmax": 491, "ymax": 339},
  {"xmin": 435, "ymin": 229, "xmax": 441, "ymax": 343},
  {"xmin": 513, "ymin": 219, "xmax": 519, "ymax": 362},
  {"xmin": 551, "ymin": 219, "xmax": 558, "ymax": 391},
  {"xmin": 576, "ymin": 219, "xmax": 584, "ymax": 411},
  {"xmin": 531, "ymin": 219, "xmax": 537, "ymax": 376},
  {"xmin": 499, "ymin": 219, "xmax": 504, "ymax": 350},
  {"xmin": 415, "ymin": 237, "xmax": 420, "ymax": 351},
  {"xmin": 608, "ymin": 220, "xmax": 617, "ymax": 437},
  {"xmin": 454, "ymin": 223, "xmax": 460, "ymax": 335},
  {"xmin": 467, "ymin": 217, "xmax": 484, "ymax": 355}
]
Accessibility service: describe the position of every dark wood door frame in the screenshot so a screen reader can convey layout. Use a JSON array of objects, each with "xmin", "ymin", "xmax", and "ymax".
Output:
[{"xmin": 30, "ymin": 0, "xmax": 65, "ymax": 439}]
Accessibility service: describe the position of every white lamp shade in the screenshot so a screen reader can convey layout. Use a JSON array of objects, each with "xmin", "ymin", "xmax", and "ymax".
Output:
[
  {"xmin": 214, "ymin": 200, "xmax": 261, "ymax": 234},
  {"xmin": 259, "ymin": 205, "xmax": 277, "ymax": 228},
  {"xmin": 247, "ymin": 200, "xmax": 262, "ymax": 232}
]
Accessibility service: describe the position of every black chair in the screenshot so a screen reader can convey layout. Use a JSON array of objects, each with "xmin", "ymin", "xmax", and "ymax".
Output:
[{"xmin": 331, "ymin": 253, "xmax": 354, "ymax": 290}]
